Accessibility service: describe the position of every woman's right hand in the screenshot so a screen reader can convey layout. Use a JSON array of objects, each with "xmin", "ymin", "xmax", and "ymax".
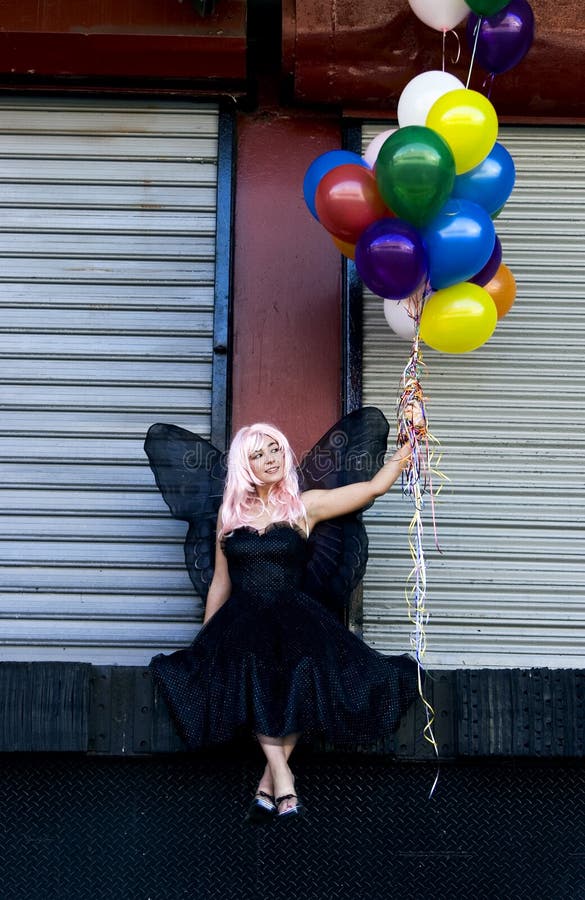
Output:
[{"xmin": 403, "ymin": 400, "xmax": 425, "ymax": 431}]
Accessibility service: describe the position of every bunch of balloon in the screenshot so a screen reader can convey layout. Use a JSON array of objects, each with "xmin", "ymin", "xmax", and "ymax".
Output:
[
  {"xmin": 302, "ymin": 2, "xmax": 532, "ymax": 766},
  {"xmin": 303, "ymin": 4, "xmax": 533, "ymax": 355},
  {"xmin": 304, "ymin": 90, "xmax": 515, "ymax": 353},
  {"xmin": 400, "ymin": 0, "xmax": 534, "ymax": 352}
]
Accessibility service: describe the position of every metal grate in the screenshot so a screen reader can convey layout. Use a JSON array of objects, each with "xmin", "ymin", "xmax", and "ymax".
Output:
[{"xmin": 1, "ymin": 753, "xmax": 585, "ymax": 900}]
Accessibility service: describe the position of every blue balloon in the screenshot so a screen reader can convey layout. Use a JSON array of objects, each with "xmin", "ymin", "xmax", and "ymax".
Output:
[
  {"xmin": 422, "ymin": 199, "xmax": 496, "ymax": 290},
  {"xmin": 452, "ymin": 143, "xmax": 515, "ymax": 215},
  {"xmin": 303, "ymin": 151, "xmax": 370, "ymax": 220}
]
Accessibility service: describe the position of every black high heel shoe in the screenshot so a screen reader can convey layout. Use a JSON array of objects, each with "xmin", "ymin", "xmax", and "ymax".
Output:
[
  {"xmin": 275, "ymin": 793, "xmax": 305, "ymax": 820},
  {"xmin": 245, "ymin": 790, "xmax": 277, "ymax": 825}
]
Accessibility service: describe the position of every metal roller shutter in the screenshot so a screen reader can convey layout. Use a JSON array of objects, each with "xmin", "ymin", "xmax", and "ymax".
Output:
[
  {"xmin": 361, "ymin": 124, "xmax": 585, "ymax": 668},
  {"xmin": 0, "ymin": 98, "xmax": 220, "ymax": 664}
]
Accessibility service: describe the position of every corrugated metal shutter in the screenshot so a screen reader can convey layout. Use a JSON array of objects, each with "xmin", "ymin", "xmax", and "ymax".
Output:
[
  {"xmin": 0, "ymin": 98, "xmax": 220, "ymax": 664},
  {"xmin": 361, "ymin": 124, "xmax": 585, "ymax": 668}
]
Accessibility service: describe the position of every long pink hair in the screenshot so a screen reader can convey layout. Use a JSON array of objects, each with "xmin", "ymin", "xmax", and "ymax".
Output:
[{"xmin": 220, "ymin": 423, "xmax": 305, "ymax": 535}]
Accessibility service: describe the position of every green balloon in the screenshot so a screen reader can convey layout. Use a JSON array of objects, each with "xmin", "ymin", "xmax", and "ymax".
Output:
[
  {"xmin": 467, "ymin": 0, "xmax": 510, "ymax": 14},
  {"xmin": 375, "ymin": 126, "xmax": 456, "ymax": 228}
]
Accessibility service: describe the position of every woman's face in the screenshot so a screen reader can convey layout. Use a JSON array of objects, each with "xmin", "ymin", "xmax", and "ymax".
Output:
[{"xmin": 248, "ymin": 435, "xmax": 284, "ymax": 485}]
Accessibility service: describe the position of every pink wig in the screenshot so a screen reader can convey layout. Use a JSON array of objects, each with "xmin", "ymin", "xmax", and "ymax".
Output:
[{"xmin": 220, "ymin": 423, "xmax": 305, "ymax": 535}]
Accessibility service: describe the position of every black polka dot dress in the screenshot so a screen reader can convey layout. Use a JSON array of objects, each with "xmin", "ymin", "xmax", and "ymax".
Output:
[{"xmin": 150, "ymin": 522, "xmax": 418, "ymax": 749}]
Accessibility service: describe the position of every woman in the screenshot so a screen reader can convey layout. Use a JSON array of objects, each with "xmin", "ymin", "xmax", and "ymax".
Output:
[{"xmin": 149, "ymin": 408, "xmax": 421, "ymax": 824}]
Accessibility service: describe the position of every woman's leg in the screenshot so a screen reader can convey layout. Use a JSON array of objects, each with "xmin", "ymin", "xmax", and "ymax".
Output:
[{"xmin": 256, "ymin": 732, "xmax": 301, "ymax": 812}]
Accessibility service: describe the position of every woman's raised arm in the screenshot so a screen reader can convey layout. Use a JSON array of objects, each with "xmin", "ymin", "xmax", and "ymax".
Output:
[{"xmin": 302, "ymin": 442, "xmax": 412, "ymax": 528}]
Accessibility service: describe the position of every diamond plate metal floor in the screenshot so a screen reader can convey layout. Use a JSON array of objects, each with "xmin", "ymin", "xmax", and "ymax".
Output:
[{"xmin": 1, "ymin": 751, "xmax": 583, "ymax": 900}]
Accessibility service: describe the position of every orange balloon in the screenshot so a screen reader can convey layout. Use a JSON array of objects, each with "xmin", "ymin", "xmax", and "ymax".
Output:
[
  {"xmin": 484, "ymin": 263, "xmax": 516, "ymax": 319},
  {"xmin": 332, "ymin": 236, "xmax": 356, "ymax": 259}
]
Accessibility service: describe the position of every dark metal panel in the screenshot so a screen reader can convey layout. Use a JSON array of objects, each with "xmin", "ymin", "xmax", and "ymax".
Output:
[
  {"xmin": 211, "ymin": 109, "xmax": 236, "ymax": 450},
  {"xmin": 342, "ymin": 261, "xmax": 363, "ymax": 417},
  {"xmin": 341, "ymin": 122, "xmax": 364, "ymax": 417},
  {"xmin": 88, "ymin": 666, "xmax": 174, "ymax": 755},
  {"xmin": 133, "ymin": 665, "xmax": 155, "ymax": 754},
  {"xmin": 150, "ymin": 673, "xmax": 187, "ymax": 754},
  {"xmin": 394, "ymin": 670, "xmax": 457, "ymax": 761},
  {"xmin": 3, "ymin": 663, "xmax": 585, "ymax": 759},
  {"xmin": 457, "ymin": 669, "xmax": 585, "ymax": 758},
  {"xmin": 88, "ymin": 667, "xmax": 114, "ymax": 755},
  {"xmin": 0, "ymin": 662, "xmax": 90, "ymax": 751},
  {"xmin": 88, "ymin": 666, "xmax": 186, "ymax": 755},
  {"xmin": 284, "ymin": 0, "xmax": 585, "ymax": 118}
]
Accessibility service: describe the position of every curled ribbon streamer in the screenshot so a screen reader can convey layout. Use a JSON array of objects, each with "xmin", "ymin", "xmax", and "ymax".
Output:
[
  {"xmin": 449, "ymin": 29, "xmax": 462, "ymax": 66},
  {"xmin": 394, "ymin": 286, "xmax": 448, "ymax": 797},
  {"xmin": 442, "ymin": 29, "xmax": 461, "ymax": 72},
  {"xmin": 482, "ymin": 71, "xmax": 496, "ymax": 100},
  {"xmin": 466, "ymin": 14, "xmax": 482, "ymax": 88}
]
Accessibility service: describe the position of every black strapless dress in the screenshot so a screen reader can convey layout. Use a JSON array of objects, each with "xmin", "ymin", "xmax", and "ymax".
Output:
[{"xmin": 150, "ymin": 522, "xmax": 418, "ymax": 749}]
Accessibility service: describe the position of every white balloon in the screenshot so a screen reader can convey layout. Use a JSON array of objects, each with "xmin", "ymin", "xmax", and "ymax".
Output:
[
  {"xmin": 407, "ymin": 0, "xmax": 470, "ymax": 32},
  {"xmin": 383, "ymin": 298, "xmax": 417, "ymax": 341},
  {"xmin": 363, "ymin": 128, "xmax": 396, "ymax": 168},
  {"xmin": 398, "ymin": 70, "xmax": 466, "ymax": 129}
]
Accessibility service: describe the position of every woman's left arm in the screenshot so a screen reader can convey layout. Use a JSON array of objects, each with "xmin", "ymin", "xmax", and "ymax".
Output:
[{"xmin": 303, "ymin": 442, "xmax": 412, "ymax": 527}]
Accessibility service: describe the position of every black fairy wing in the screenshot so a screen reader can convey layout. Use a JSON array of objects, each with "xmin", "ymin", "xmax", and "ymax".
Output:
[
  {"xmin": 144, "ymin": 423, "xmax": 226, "ymax": 600},
  {"xmin": 298, "ymin": 407, "xmax": 390, "ymax": 613}
]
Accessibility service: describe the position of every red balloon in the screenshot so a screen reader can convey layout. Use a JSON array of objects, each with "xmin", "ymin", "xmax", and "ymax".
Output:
[{"xmin": 315, "ymin": 164, "xmax": 390, "ymax": 243}]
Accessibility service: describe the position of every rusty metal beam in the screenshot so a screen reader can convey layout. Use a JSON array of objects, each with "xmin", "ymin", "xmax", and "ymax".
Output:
[
  {"xmin": 0, "ymin": 0, "xmax": 247, "ymax": 87},
  {"xmin": 283, "ymin": 0, "xmax": 585, "ymax": 118}
]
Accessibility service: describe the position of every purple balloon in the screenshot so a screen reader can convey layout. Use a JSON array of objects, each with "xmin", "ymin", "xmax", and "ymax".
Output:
[
  {"xmin": 470, "ymin": 235, "xmax": 502, "ymax": 286},
  {"xmin": 467, "ymin": 0, "xmax": 535, "ymax": 75},
  {"xmin": 355, "ymin": 218, "xmax": 428, "ymax": 301}
]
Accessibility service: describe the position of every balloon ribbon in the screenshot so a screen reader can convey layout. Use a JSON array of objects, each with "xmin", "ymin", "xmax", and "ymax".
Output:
[
  {"xmin": 466, "ymin": 15, "xmax": 482, "ymax": 88},
  {"xmin": 396, "ymin": 289, "xmax": 448, "ymax": 797}
]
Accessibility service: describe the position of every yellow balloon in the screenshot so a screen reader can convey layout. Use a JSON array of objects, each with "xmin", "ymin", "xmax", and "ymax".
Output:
[
  {"xmin": 420, "ymin": 282, "xmax": 497, "ymax": 353},
  {"xmin": 426, "ymin": 89, "xmax": 498, "ymax": 175}
]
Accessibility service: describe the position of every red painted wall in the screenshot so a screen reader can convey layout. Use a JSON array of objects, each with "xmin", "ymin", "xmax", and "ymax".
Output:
[{"xmin": 231, "ymin": 113, "xmax": 342, "ymax": 458}]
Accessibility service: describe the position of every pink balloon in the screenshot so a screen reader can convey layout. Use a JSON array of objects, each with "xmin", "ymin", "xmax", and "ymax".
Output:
[
  {"xmin": 408, "ymin": 0, "xmax": 470, "ymax": 31},
  {"xmin": 363, "ymin": 129, "xmax": 396, "ymax": 168}
]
